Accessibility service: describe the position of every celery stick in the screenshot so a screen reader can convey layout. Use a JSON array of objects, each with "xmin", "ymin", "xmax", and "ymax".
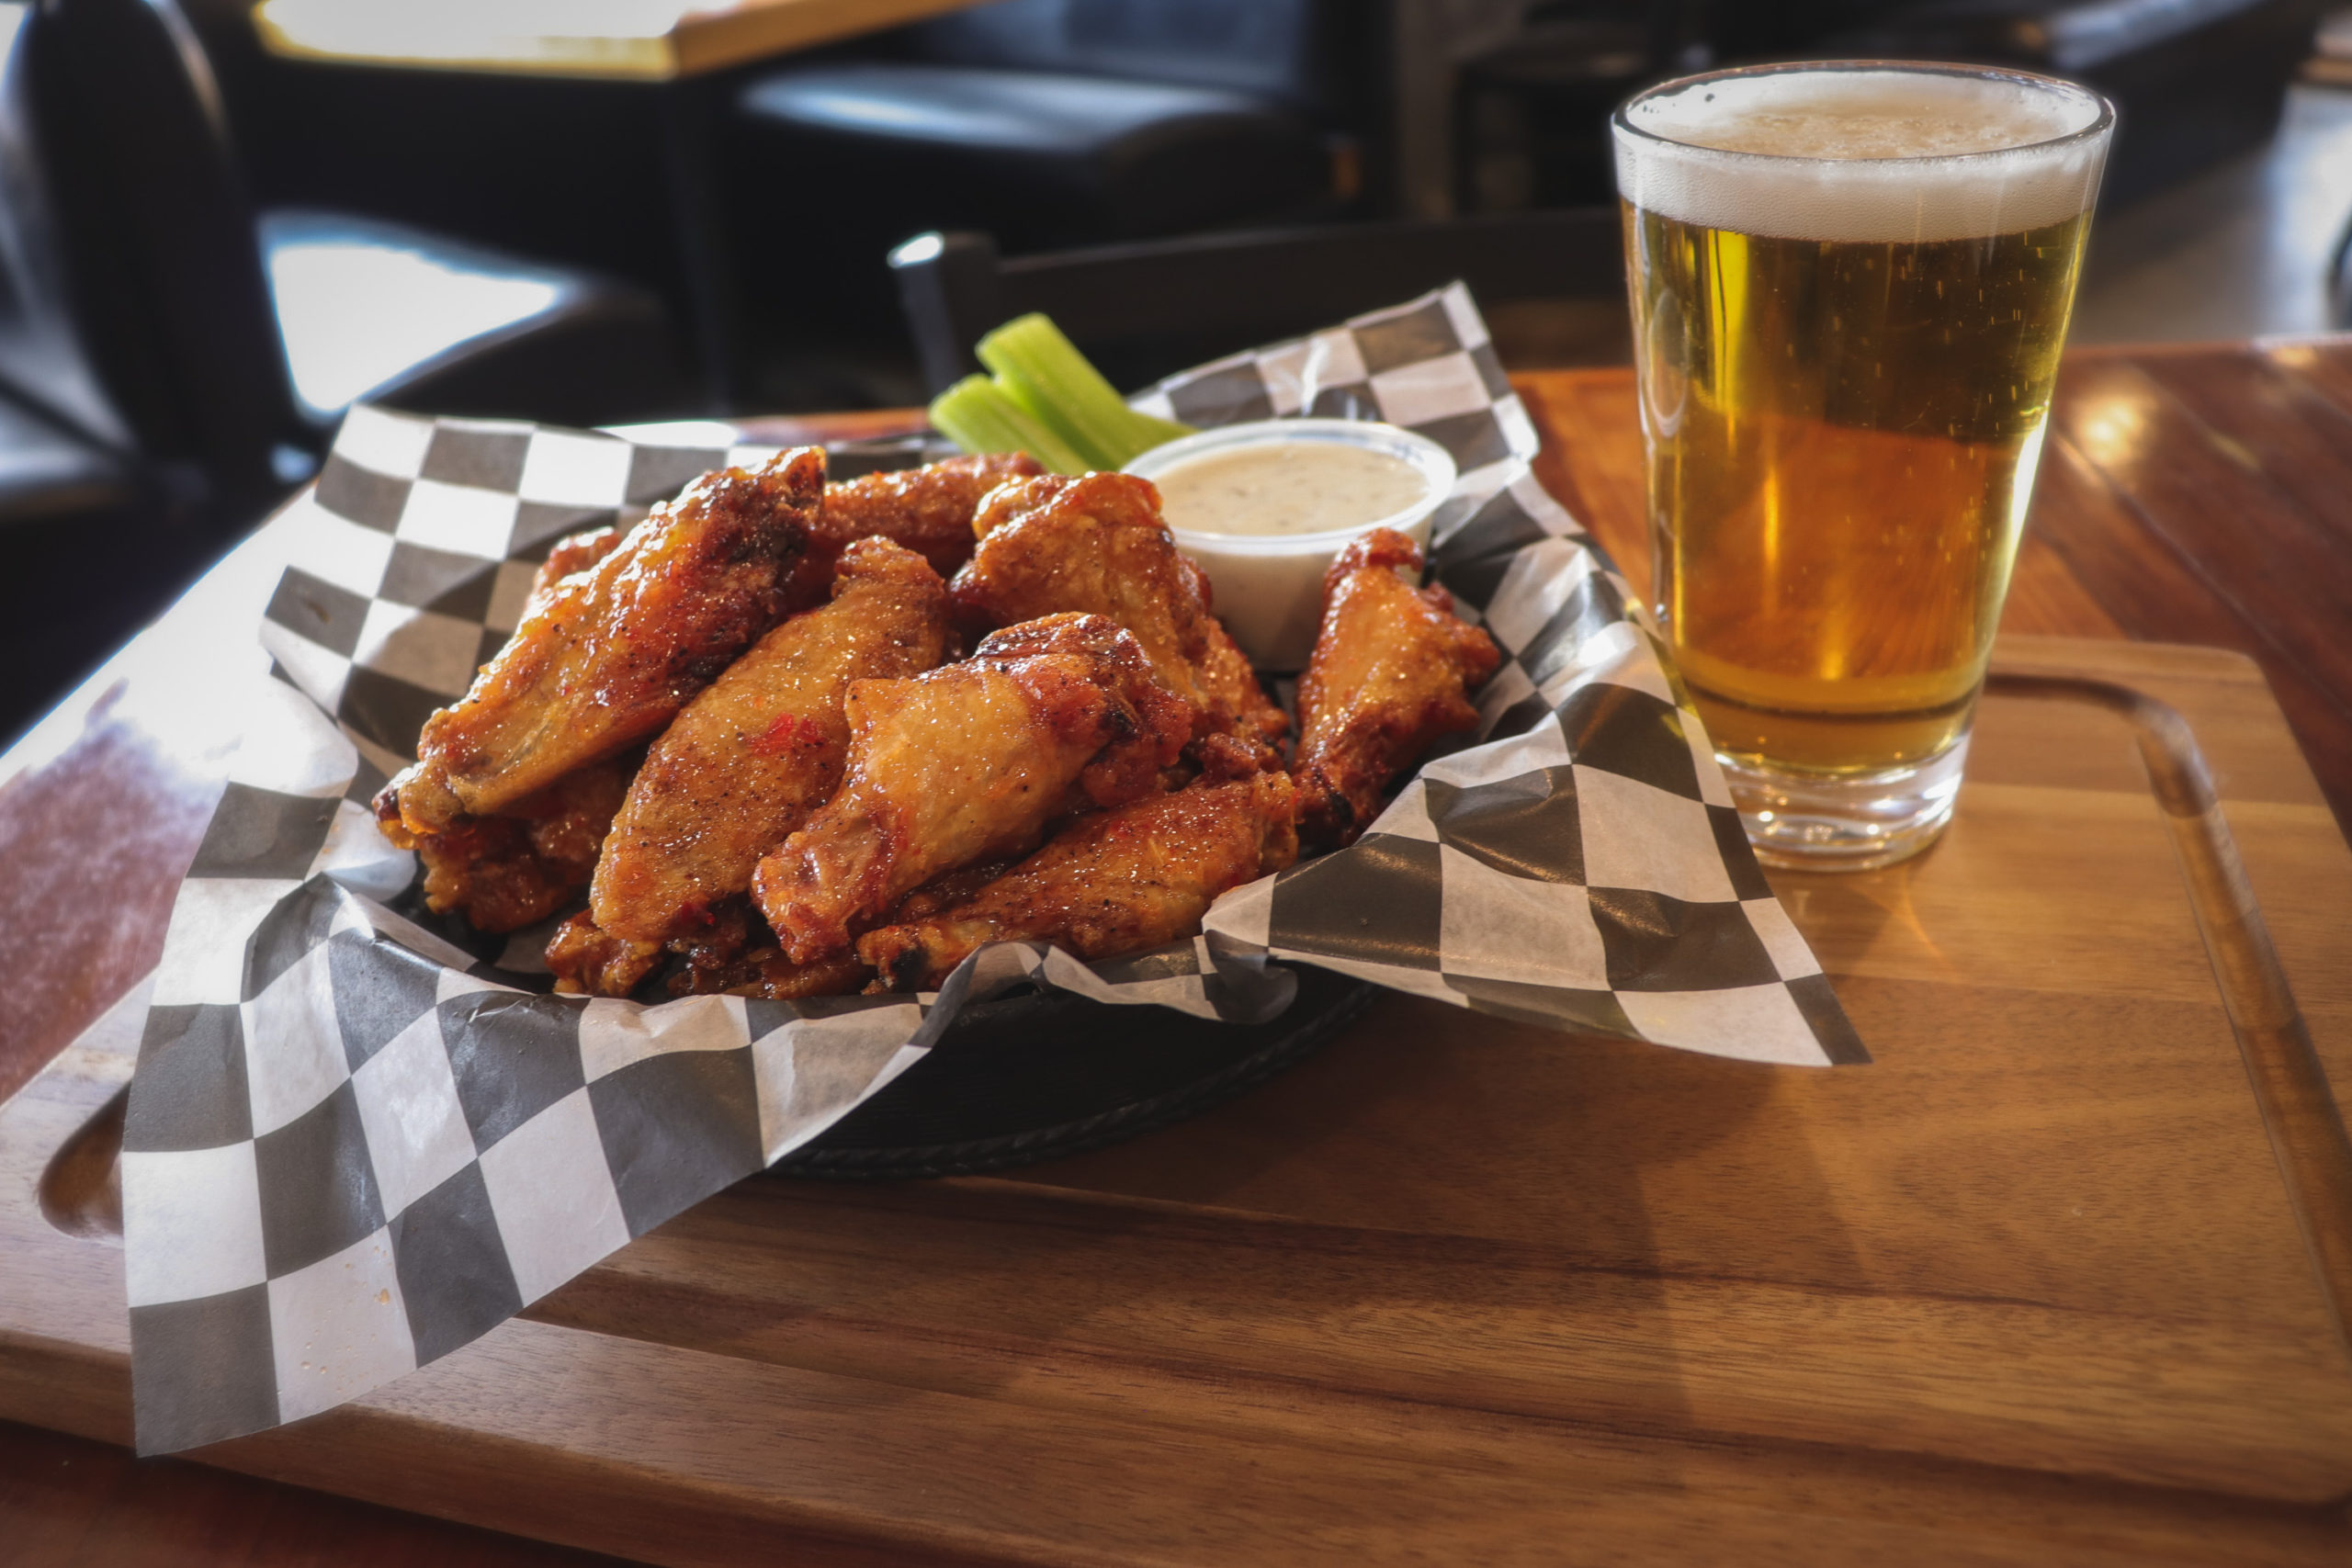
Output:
[
  {"xmin": 977, "ymin": 314, "xmax": 1193, "ymax": 468},
  {"xmin": 927, "ymin": 375, "xmax": 1091, "ymax": 475},
  {"xmin": 991, "ymin": 370, "xmax": 1115, "ymax": 472}
]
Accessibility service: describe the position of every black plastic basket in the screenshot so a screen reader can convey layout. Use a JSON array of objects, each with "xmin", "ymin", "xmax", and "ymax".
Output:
[{"xmin": 772, "ymin": 965, "xmax": 1377, "ymax": 1180}]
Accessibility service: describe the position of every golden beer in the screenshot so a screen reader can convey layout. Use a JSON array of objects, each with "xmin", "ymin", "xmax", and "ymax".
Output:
[{"xmin": 1614, "ymin": 63, "xmax": 2111, "ymax": 866}]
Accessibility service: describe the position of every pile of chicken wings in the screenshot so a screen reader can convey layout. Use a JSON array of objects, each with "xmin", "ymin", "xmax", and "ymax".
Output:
[{"xmin": 371, "ymin": 447, "xmax": 1500, "ymax": 1000}]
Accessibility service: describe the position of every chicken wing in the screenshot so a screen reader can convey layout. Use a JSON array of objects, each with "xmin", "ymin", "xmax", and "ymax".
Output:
[
  {"xmin": 1186, "ymin": 584, "xmax": 1290, "ymax": 752},
  {"xmin": 530, "ymin": 524, "xmax": 625, "ymax": 607},
  {"xmin": 547, "ymin": 894, "xmax": 871, "ymax": 1000},
  {"xmin": 545, "ymin": 910, "xmax": 666, "ymax": 997},
  {"xmin": 858, "ymin": 768, "xmax": 1298, "ymax": 990},
  {"xmin": 752, "ymin": 612, "xmax": 1194, "ymax": 963},
  {"xmin": 671, "ymin": 945, "xmax": 869, "ymax": 999},
  {"xmin": 588, "ymin": 536, "xmax": 953, "ymax": 946},
  {"xmin": 1293, "ymin": 527, "xmax": 1500, "ymax": 849},
  {"xmin": 413, "ymin": 756, "xmax": 635, "ymax": 934},
  {"xmin": 375, "ymin": 446, "xmax": 823, "ymax": 838},
  {"xmin": 949, "ymin": 472, "xmax": 1287, "ymax": 749},
  {"xmin": 781, "ymin": 452, "xmax": 1043, "ymax": 608}
]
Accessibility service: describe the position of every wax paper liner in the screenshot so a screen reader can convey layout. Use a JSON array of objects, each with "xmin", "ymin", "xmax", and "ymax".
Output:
[{"xmin": 122, "ymin": 283, "xmax": 1865, "ymax": 1454}]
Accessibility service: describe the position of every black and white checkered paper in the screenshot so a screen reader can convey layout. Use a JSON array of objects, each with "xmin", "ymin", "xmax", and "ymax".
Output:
[{"xmin": 126, "ymin": 283, "xmax": 1861, "ymax": 1455}]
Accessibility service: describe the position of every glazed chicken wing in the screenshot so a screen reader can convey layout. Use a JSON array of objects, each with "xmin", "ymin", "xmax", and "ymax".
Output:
[
  {"xmin": 653, "ymin": 897, "xmax": 870, "ymax": 999},
  {"xmin": 413, "ymin": 756, "xmax": 635, "ymax": 934},
  {"xmin": 752, "ymin": 612, "xmax": 1194, "ymax": 963},
  {"xmin": 530, "ymin": 525, "xmax": 625, "ymax": 606},
  {"xmin": 1186, "ymin": 592, "xmax": 1288, "ymax": 750},
  {"xmin": 1293, "ymin": 527, "xmax": 1501, "ymax": 849},
  {"xmin": 781, "ymin": 452, "xmax": 1042, "ymax": 608},
  {"xmin": 950, "ymin": 472, "xmax": 1287, "ymax": 749},
  {"xmin": 588, "ymin": 536, "xmax": 953, "ymax": 948},
  {"xmin": 857, "ymin": 768, "xmax": 1298, "ymax": 991},
  {"xmin": 671, "ymin": 945, "xmax": 870, "ymax": 1000},
  {"xmin": 544, "ymin": 909, "xmax": 666, "ymax": 998},
  {"xmin": 375, "ymin": 446, "xmax": 823, "ymax": 838}
]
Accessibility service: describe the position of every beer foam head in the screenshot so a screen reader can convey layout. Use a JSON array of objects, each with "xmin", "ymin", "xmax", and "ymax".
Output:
[{"xmin": 1615, "ymin": 64, "xmax": 2110, "ymax": 243}]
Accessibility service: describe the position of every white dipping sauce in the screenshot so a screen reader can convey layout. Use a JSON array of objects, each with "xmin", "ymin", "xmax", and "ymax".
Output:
[
  {"xmin": 1125, "ymin": 418, "xmax": 1456, "ymax": 671},
  {"xmin": 1152, "ymin": 441, "xmax": 1431, "ymax": 537}
]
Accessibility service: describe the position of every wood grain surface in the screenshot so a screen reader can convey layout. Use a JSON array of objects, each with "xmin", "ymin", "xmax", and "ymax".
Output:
[
  {"xmin": 0, "ymin": 1416, "xmax": 639, "ymax": 1567},
  {"xmin": 251, "ymin": 0, "xmax": 993, "ymax": 80},
  {"xmin": 4, "ymin": 342, "xmax": 2351, "ymax": 1565}
]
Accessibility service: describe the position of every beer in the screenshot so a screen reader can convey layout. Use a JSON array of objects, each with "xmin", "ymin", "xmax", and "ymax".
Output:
[
  {"xmin": 1631, "ymin": 206, "xmax": 2088, "ymax": 772},
  {"xmin": 1614, "ymin": 64, "xmax": 2111, "ymax": 864}
]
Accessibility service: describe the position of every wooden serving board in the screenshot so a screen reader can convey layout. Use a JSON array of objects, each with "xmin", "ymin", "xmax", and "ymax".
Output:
[{"xmin": 4, "ymin": 634, "xmax": 2350, "ymax": 1566}]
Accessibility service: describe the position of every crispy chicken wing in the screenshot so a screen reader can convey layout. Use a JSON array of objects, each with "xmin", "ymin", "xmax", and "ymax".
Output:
[
  {"xmin": 589, "ymin": 537, "xmax": 953, "ymax": 946},
  {"xmin": 413, "ymin": 757, "xmax": 635, "ymax": 934},
  {"xmin": 781, "ymin": 452, "xmax": 1043, "ymax": 608},
  {"xmin": 949, "ymin": 472, "xmax": 1287, "ymax": 749},
  {"xmin": 648, "ymin": 897, "xmax": 865, "ymax": 998},
  {"xmin": 548, "ymin": 894, "xmax": 873, "ymax": 1001},
  {"xmin": 1293, "ymin": 527, "xmax": 1501, "ymax": 849},
  {"xmin": 671, "ymin": 945, "xmax": 869, "ymax": 999},
  {"xmin": 1186, "ymin": 589, "xmax": 1288, "ymax": 751},
  {"xmin": 531, "ymin": 525, "xmax": 625, "ymax": 606},
  {"xmin": 752, "ymin": 612, "xmax": 1194, "ymax": 963},
  {"xmin": 375, "ymin": 446, "xmax": 822, "ymax": 837},
  {"xmin": 857, "ymin": 769, "xmax": 1298, "ymax": 990},
  {"xmin": 545, "ymin": 910, "xmax": 665, "ymax": 997}
]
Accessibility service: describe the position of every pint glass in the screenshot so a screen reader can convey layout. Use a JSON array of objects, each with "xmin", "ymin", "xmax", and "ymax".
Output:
[{"xmin": 1613, "ymin": 63, "xmax": 2113, "ymax": 868}]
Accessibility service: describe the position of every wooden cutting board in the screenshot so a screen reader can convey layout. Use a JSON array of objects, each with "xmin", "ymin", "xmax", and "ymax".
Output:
[{"xmin": 4, "ymin": 633, "xmax": 2349, "ymax": 1567}]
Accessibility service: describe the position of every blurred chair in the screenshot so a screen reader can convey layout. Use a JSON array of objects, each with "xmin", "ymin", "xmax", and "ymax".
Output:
[
  {"xmin": 3, "ymin": 0, "xmax": 693, "ymax": 524},
  {"xmin": 2331, "ymin": 206, "xmax": 2352, "ymax": 329},
  {"xmin": 1444, "ymin": 0, "xmax": 2315, "ymax": 217},
  {"xmin": 1450, "ymin": 0, "xmax": 1712, "ymax": 212},
  {"xmin": 0, "ymin": 389, "xmax": 143, "ymax": 718},
  {"xmin": 888, "ymin": 210, "xmax": 1625, "ymax": 395},
  {"xmin": 1820, "ymin": 0, "xmax": 2321, "ymax": 206},
  {"xmin": 741, "ymin": 64, "xmax": 1335, "ymax": 254},
  {"xmin": 0, "ymin": 0, "xmax": 693, "ymax": 740},
  {"xmin": 737, "ymin": 0, "xmax": 1357, "ymax": 255},
  {"xmin": 724, "ymin": 0, "xmax": 1364, "ymax": 400},
  {"xmin": 0, "ymin": 0, "xmax": 183, "ymax": 744}
]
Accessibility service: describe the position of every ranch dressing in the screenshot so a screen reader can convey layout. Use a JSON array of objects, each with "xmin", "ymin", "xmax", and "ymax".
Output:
[
  {"xmin": 1152, "ymin": 441, "xmax": 1430, "ymax": 537},
  {"xmin": 1126, "ymin": 418, "xmax": 1456, "ymax": 670}
]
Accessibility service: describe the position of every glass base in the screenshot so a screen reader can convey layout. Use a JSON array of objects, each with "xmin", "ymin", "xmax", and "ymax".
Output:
[{"xmin": 1721, "ymin": 737, "xmax": 1969, "ymax": 872}]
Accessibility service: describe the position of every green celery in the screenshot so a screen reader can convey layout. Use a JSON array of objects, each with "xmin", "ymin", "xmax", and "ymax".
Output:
[
  {"xmin": 927, "ymin": 374, "xmax": 1091, "ymax": 475},
  {"xmin": 976, "ymin": 313, "xmax": 1193, "ymax": 468},
  {"xmin": 990, "ymin": 370, "xmax": 1114, "ymax": 472}
]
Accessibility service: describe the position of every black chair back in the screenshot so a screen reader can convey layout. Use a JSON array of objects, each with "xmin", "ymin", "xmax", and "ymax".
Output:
[
  {"xmin": 904, "ymin": 0, "xmax": 1356, "ymax": 118},
  {"xmin": 2331, "ymin": 207, "xmax": 2352, "ymax": 331},
  {"xmin": 892, "ymin": 210, "xmax": 1627, "ymax": 394},
  {"xmin": 21, "ymin": 0, "xmax": 304, "ymax": 512},
  {"xmin": 0, "ymin": 4, "xmax": 128, "ymax": 453}
]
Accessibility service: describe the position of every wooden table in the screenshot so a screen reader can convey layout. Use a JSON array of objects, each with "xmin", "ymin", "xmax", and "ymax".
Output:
[
  {"xmin": 5, "ymin": 341, "xmax": 2351, "ymax": 1564},
  {"xmin": 251, "ymin": 0, "xmax": 991, "ymax": 80}
]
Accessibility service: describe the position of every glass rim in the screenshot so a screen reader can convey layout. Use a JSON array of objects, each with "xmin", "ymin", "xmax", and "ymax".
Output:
[{"xmin": 1612, "ymin": 59, "xmax": 2116, "ymax": 166}]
